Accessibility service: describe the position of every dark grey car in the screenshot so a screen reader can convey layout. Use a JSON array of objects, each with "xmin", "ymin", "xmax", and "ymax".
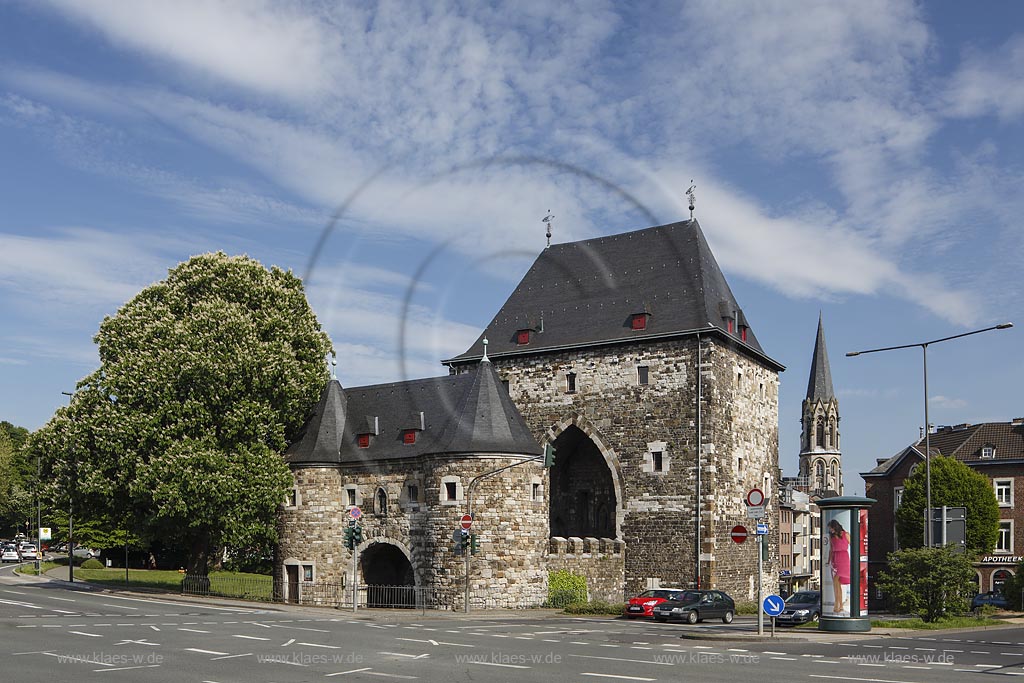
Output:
[
  {"xmin": 651, "ymin": 589, "xmax": 735, "ymax": 624},
  {"xmin": 776, "ymin": 590, "xmax": 821, "ymax": 625}
]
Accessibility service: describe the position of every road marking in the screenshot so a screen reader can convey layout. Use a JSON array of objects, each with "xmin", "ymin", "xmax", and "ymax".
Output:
[
  {"xmin": 178, "ymin": 628, "xmax": 210, "ymax": 634},
  {"xmin": 211, "ymin": 653, "xmax": 251, "ymax": 660},
  {"xmin": 47, "ymin": 596, "xmax": 77, "ymax": 602},
  {"xmin": 569, "ymin": 654, "xmax": 673, "ymax": 666},
  {"xmin": 809, "ymin": 677, "xmax": 925, "ymax": 683},
  {"xmin": 362, "ymin": 672, "xmax": 417, "ymax": 679},
  {"xmin": 99, "ymin": 594, "xmax": 255, "ymax": 612},
  {"xmin": 69, "ymin": 631, "xmax": 103, "ymax": 637},
  {"xmin": 580, "ymin": 674, "xmax": 655, "ymax": 681},
  {"xmin": 186, "ymin": 648, "xmax": 230, "ymax": 656},
  {"xmin": 976, "ymin": 664, "xmax": 1001, "ymax": 669},
  {"xmin": 299, "ymin": 642, "xmax": 340, "ymax": 649},
  {"xmin": 233, "ymin": 634, "xmax": 271, "ymax": 641},
  {"xmin": 326, "ymin": 668, "xmax": 372, "ymax": 677},
  {"xmin": 378, "ymin": 652, "xmax": 430, "ymax": 659},
  {"xmin": 771, "ymin": 657, "xmax": 797, "ymax": 661},
  {"xmin": 465, "ymin": 661, "xmax": 529, "ymax": 669},
  {"xmin": 282, "ymin": 638, "xmax": 295, "ymax": 646},
  {"xmin": 268, "ymin": 623, "xmax": 330, "ymax": 632},
  {"xmin": 96, "ymin": 664, "xmax": 161, "ymax": 672}
]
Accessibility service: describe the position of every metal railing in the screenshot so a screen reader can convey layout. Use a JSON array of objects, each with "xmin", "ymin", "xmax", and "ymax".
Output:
[{"xmin": 181, "ymin": 573, "xmax": 277, "ymax": 602}]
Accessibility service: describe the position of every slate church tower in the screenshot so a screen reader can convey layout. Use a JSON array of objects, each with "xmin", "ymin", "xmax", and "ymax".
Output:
[{"xmin": 798, "ymin": 314, "xmax": 842, "ymax": 495}]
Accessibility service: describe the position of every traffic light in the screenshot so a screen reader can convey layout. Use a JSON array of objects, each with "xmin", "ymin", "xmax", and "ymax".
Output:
[
  {"xmin": 453, "ymin": 530, "xmax": 467, "ymax": 556},
  {"xmin": 344, "ymin": 526, "xmax": 354, "ymax": 549},
  {"xmin": 352, "ymin": 525, "xmax": 363, "ymax": 545},
  {"xmin": 543, "ymin": 444, "xmax": 556, "ymax": 468},
  {"xmin": 470, "ymin": 533, "xmax": 479, "ymax": 555}
]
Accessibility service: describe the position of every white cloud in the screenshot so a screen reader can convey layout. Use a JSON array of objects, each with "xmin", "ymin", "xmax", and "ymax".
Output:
[
  {"xmin": 930, "ymin": 395, "xmax": 968, "ymax": 410},
  {"xmin": 40, "ymin": 0, "xmax": 340, "ymax": 99},
  {"xmin": 944, "ymin": 35, "xmax": 1024, "ymax": 121}
]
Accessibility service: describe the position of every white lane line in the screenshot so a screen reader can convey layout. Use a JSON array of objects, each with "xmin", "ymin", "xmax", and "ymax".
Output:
[
  {"xmin": 186, "ymin": 648, "xmax": 230, "ymax": 656},
  {"xmin": 902, "ymin": 666, "xmax": 932, "ymax": 670},
  {"xmin": 763, "ymin": 651, "xmax": 787, "ymax": 655},
  {"xmin": 178, "ymin": 628, "xmax": 210, "ymax": 634},
  {"xmin": 378, "ymin": 652, "xmax": 430, "ymax": 660},
  {"xmin": 95, "ymin": 664, "xmax": 161, "ymax": 672},
  {"xmin": 99, "ymin": 594, "xmax": 255, "ymax": 612},
  {"xmin": 976, "ymin": 664, "xmax": 1001, "ymax": 669},
  {"xmin": 465, "ymin": 661, "xmax": 529, "ymax": 669},
  {"xmin": 771, "ymin": 657, "xmax": 797, "ymax": 661},
  {"xmin": 69, "ymin": 631, "xmax": 103, "ymax": 638},
  {"xmin": 569, "ymin": 654, "xmax": 673, "ymax": 666},
  {"xmin": 809, "ymin": 676, "xmax": 925, "ymax": 683},
  {"xmin": 101, "ymin": 603, "xmax": 136, "ymax": 609},
  {"xmin": 580, "ymin": 675, "xmax": 655, "ymax": 682},
  {"xmin": 362, "ymin": 672, "xmax": 416, "ymax": 679},
  {"xmin": 326, "ymin": 668, "xmax": 372, "ymax": 677},
  {"xmin": 282, "ymin": 638, "xmax": 295, "ymax": 646},
  {"xmin": 211, "ymin": 653, "xmax": 251, "ymax": 661},
  {"xmin": 233, "ymin": 635, "xmax": 271, "ymax": 641},
  {"xmin": 47, "ymin": 596, "xmax": 77, "ymax": 602},
  {"xmin": 268, "ymin": 623, "xmax": 330, "ymax": 633},
  {"xmin": 298, "ymin": 642, "xmax": 340, "ymax": 649}
]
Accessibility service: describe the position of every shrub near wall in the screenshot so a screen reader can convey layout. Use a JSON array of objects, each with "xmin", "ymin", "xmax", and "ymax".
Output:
[{"xmin": 548, "ymin": 570, "xmax": 587, "ymax": 607}]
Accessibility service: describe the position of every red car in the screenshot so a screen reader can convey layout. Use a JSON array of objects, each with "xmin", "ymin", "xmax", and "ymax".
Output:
[{"xmin": 624, "ymin": 589, "xmax": 687, "ymax": 618}]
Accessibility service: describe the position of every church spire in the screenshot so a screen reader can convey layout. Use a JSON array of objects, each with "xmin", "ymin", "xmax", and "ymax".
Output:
[{"xmin": 805, "ymin": 312, "xmax": 835, "ymax": 402}]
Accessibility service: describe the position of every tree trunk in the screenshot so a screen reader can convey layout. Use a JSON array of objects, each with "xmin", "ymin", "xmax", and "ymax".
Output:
[{"xmin": 186, "ymin": 533, "xmax": 212, "ymax": 592}]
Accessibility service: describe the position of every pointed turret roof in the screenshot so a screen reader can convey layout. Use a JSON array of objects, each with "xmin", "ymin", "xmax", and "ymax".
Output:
[
  {"xmin": 805, "ymin": 313, "xmax": 835, "ymax": 402},
  {"xmin": 444, "ymin": 220, "xmax": 784, "ymax": 371},
  {"xmin": 284, "ymin": 379, "xmax": 347, "ymax": 464}
]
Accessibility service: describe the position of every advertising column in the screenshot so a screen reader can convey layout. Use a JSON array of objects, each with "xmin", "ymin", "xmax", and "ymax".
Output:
[
  {"xmin": 822, "ymin": 509, "xmax": 852, "ymax": 617},
  {"xmin": 817, "ymin": 496, "xmax": 875, "ymax": 633}
]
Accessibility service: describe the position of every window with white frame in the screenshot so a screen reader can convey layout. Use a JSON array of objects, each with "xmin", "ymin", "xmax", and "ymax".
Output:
[
  {"xmin": 643, "ymin": 441, "xmax": 670, "ymax": 474},
  {"xmin": 982, "ymin": 445, "xmax": 996, "ymax": 459},
  {"xmin": 345, "ymin": 486, "xmax": 359, "ymax": 508},
  {"xmin": 285, "ymin": 487, "xmax": 299, "ymax": 508},
  {"xmin": 997, "ymin": 521, "xmax": 1013, "ymax": 553},
  {"xmin": 894, "ymin": 486, "xmax": 904, "ymax": 511},
  {"xmin": 529, "ymin": 476, "xmax": 544, "ymax": 503},
  {"xmin": 441, "ymin": 476, "xmax": 463, "ymax": 505},
  {"xmin": 995, "ymin": 479, "xmax": 1014, "ymax": 508}
]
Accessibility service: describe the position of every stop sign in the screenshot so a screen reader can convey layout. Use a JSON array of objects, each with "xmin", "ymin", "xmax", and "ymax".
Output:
[
  {"xmin": 731, "ymin": 525, "xmax": 748, "ymax": 543},
  {"xmin": 461, "ymin": 514, "xmax": 473, "ymax": 530}
]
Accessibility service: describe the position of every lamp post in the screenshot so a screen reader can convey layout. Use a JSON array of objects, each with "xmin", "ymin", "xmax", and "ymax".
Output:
[
  {"xmin": 61, "ymin": 391, "xmax": 74, "ymax": 583},
  {"xmin": 846, "ymin": 323, "xmax": 1013, "ymax": 547}
]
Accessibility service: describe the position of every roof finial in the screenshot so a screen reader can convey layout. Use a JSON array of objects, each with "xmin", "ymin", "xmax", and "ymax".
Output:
[
  {"xmin": 542, "ymin": 210, "xmax": 554, "ymax": 248},
  {"xmin": 686, "ymin": 181, "xmax": 696, "ymax": 220},
  {"xmin": 481, "ymin": 337, "xmax": 490, "ymax": 363},
  {"xmin": 330, "ymin": 351, "xmax": 337, "ymax": 380}
]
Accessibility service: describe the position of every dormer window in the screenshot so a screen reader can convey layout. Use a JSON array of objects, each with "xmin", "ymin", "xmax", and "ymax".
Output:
[
  {"xmin": 403, "ymin": 430, "xmax": 417, "ymax": 445},
  {"xmin": 631, "ymin": 313, "xmax": 648, "ymax": 331},
  {"xmin": 516, "ymin": 329, "xmax": 531, "ymax": 345},
  {"xmin": 982, "ymin": 445, "xmax": 996, "ymax": 459},
  {"xmin": 357, "ymin": 434, "xmax": 370, "ymax": 448},
  {"xmin": 740, "ymin": 326, "xmax": 748, "ymax": 342},
  {"xmin": 566, "ymin": 372, "xmax": 577, "ymax": 394}
]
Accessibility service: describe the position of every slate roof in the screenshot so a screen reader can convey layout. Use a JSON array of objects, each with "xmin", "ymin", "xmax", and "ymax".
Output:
[
  {"xmin": 284, "ymin": 361, "xmax": 541, "ymax": 465},
  {"xmin": 806, "ymin": 313, "xmax": 835, "ymax": 402},
  {"xmin": 861, "ymin": 420, "xmax": 1024, "ymax": 476},
  {"xmin": 445, "ymin": 219, "xmax": 784, "ymax": 371}
]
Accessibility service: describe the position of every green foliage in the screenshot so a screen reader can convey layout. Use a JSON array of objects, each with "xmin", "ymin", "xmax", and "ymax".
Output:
[
  {"xmin": 31, "ymin": 253, "xmax": 332, "ymax": 574},
  {"xmin": 0, "ymin": 428, "xmax": 33, "ymax": 536},
  {"xmin": 562, "ymin": 599, "xmax": 623, "ymax": 615},
  {"xmin": 895, "ymin": 455, "xmax": 999, "ymax": 554},
  {"xmin": 547, "ymin": 570, "xmax": 588, "ymax": 607},
  {"xmin": 877, "ymin": 546, "xmax": 977, "ymax": 622},
  {"xmin": 734, "ymin": 600, "xmax": 759, "ymax": 615},
  {"xmin": 1000, "ymin": 558, "xmax": 1024, "ymax": 610},
  {"xmin": 81, "ymin": 558, "xmax": 104, "ymax": 569},
  {"xmin": 870, "ymin": 615, "xmax": 1003, "ymax": 629}
]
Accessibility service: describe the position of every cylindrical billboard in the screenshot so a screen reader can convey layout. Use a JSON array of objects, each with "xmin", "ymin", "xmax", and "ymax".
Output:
[{"xmin": 822, "ymin": 509, "xmax": 852, "ymax": 617}]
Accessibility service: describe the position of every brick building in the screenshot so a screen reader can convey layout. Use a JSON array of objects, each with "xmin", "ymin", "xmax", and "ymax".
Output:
[
  {"xmin": 862, "ymin": 418, "xmax": 1024, "ymax": 609},
  {"xmin": 278, "ymin": 218, "xmax": 784, "ymax": 606}
]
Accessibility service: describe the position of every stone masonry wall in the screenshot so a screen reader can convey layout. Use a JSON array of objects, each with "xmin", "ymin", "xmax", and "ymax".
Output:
[
  {"xmin": 547, "ymin": 537, "xmax": 625, "ymax": 602},
  {"xmin": 493, "ymin": 335, "xmax": 779, "ymax": 600}
]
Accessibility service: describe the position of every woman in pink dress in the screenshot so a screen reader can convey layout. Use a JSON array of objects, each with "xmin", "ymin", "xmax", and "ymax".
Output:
[{"xmin": 828, "ymin": 519, "xmax": 851, "ymax": 614}]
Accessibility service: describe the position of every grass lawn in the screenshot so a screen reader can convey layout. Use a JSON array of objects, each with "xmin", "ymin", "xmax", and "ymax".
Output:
[
  {"xmin": 15, "ymin": 560, "xmax": 62, "ymax": 576},
  {"xmin": 58, "ymin": 568, "xmax": 274, "ymax": 600},
  {"xmin": 871, "ymin": 614, "xmax": 1008, "ymax": 629}
]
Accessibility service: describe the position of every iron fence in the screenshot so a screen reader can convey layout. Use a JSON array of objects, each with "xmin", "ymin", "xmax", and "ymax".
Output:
[{"xmin": 181, "ymin": 573, "xmax": 277, "ymax": 602}]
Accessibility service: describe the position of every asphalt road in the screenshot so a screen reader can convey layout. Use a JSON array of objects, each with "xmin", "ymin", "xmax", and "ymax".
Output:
[{"xmin": 3, "ymin": 563, "xmax": 1024, "ymax": 682}]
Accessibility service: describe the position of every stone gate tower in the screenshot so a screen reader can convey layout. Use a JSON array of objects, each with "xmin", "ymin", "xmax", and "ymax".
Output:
[
  {"xmin": 799, "ymin": 314, "xmax": 842, "ymax": 495},
  {"xmin": 447, "ymin": 219, "xmax": 784, "ymax": 599}
]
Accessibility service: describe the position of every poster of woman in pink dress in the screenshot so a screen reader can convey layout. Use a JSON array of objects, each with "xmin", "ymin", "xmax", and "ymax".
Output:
[{"xmin": 823, "ymin": 510, "xmax": 852, "ymax": 616}]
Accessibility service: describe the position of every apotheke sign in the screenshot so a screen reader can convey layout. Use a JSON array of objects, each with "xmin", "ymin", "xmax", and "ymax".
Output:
[{"xmin": 980, "ymin": 555, "xmax": 1024, "ymax": 564}]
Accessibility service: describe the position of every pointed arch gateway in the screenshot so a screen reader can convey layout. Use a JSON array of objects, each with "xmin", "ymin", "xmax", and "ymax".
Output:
[{"xmin": 546, "ymin": 415, "xmax": 623, "ymax": 539}]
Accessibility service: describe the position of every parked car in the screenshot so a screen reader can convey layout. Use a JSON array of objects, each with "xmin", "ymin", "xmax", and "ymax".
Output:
[
  {"xmin": 624, "ymin": 589, "xmax": 688, "ymax": 618},
  {"xmin": 72, "ymin": 547, "xmax": 98, "ymax": 559},
  {"xmin": 651, "ymin": 589, "xmax": 735, "ymax": 624},
  {"xmin": 18, "ymin": 544, "xmax": 38, "ymax": 560},
  {"xmin": 776, "ymin": 590, "xmax": 821, "ymax": 626},
  {"xmin": 972, "ymin": 591, "xmax": 1010, "ymax": 610},
  {"xmin": 1, "ymin": 544, "xmax": 20, "ymax": 563}
]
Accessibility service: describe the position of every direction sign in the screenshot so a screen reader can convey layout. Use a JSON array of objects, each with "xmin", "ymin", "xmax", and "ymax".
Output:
[
  {"xmin": 763, "ymin": 595, "xmax": 785, "ymax": 617},
  {"xmin": 730, "ymin": 525, "xmax": 748, "ymax": 543},
  {"xmin": 461, "ymin": 514, "xmax": 473, "ymax": 530},
  {"xmin": 746, "ymin": 488, "xmax": 765, "ymax": 507},
  {"xmin": 350, "ymin": 506, "xmax": 362, "ymax": 520},
  {"xmin": 746, "ymin": 505, "xmax": 765, "ymax": 519},
  {"xmin": 756, "ymin": 523, "xmax": 769, "ymax": 535}
]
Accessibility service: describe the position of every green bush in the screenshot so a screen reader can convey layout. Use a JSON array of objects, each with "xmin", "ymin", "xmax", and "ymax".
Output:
[
  {"xmin": 563, "ymin": 599, "xmax": 623, "ymax": 615},
  {"xmin": 735, "ymin": 600, "xmax": 758, "ymax": 615},
  {"xmin": 547, "ymin": 570, "xmax": 587, "ymax": 607},
  {"xmin": 81, "ymin": 558, "xmax": 104, "ymax": 570}
]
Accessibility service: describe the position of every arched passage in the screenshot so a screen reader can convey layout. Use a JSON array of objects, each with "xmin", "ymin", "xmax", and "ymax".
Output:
[
  {"xmin": 360, "ymin": 542, "xmax": 415, "ymax": 608},
  {"xmin": 549, "ymin": 425, "xmax": 618, "ymax": 538}
]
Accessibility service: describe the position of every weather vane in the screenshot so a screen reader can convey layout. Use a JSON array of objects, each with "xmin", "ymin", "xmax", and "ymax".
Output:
[
  {"xmin": 542, "ymin": 210, "xmax": 554, "ymax": 248},
  {"xmin": 686, "ymin": 181, "xmax": 696, "ymax": 220}
]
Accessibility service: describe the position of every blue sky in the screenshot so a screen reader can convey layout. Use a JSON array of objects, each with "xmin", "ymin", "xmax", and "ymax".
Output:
[{"xmin": 1, "ymin": 1, "xmax": 1021, "ymax": 490}]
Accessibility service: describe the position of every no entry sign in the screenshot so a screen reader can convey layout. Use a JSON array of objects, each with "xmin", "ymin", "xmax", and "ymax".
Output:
[
  {"xmin": 731, "ymin": 525, "xmax": 748, "ymax": 543},
  {"xmin": 461, "ymin": 514, "xmax": 473, "ymax": 530}
]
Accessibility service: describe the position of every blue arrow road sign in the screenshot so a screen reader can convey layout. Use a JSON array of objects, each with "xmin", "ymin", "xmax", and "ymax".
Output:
[
  {"xmin": 763, "ymin": 595, "xmax": 785, "ymax": 617},
  {"xmin": 756, "ymin": 523, "xmax": 769, "ymax": 535}
]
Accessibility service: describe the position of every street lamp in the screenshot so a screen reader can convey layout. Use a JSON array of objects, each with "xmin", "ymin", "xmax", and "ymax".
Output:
[{"xmin": 847, "ymin": 323, "xmax": 1013, "ymax": 548}]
